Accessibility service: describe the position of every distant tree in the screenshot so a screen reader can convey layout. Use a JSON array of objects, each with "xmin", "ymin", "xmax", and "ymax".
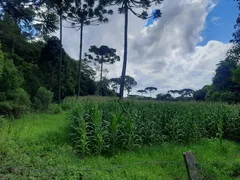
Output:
[
  {"xmin": 67, "ymin": 0, "xmax": 113, "ymax": 98},
  {"xmin": 124, "ymin": 75, "xmax": 137, "ymax": 96},
  {"xmin": 168, "ymin": 90, "xmax": 179, "ymax": 98},
  {"xmin": 156, "ymin": 93, "xmax": 172, "ymax": 101},
  {"xmin": 145, "ymin": 87, "xmax": 157, "ymax": 97},
  {"xmin": 137, "ymin": 90, "xmax": 147, "ymax": 97},
  {"xmin": 109, "ymin": 75, "xmax": 137, "ymax": 96},
  {"xmin": 85, "ymin": 45, "xmax": 120, "ymax": 95},
  {"xmin": 96, "ymin": 77, "xmax": 115, "ymax": 96},
  {"xmin": 109, "ymin": 77, "xmax": 121, "ymax": 93},
  {"xmin": 178, "ymin": 88, "xmax": 195, "ymax": 97}
]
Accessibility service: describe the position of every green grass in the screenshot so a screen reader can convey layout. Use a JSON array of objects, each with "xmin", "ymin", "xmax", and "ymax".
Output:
[{"xmin": 0, "ymin": 110, "xmax": 240, "ymax": 179}]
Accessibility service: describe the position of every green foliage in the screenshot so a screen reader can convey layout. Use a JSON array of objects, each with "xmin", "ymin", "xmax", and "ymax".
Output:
[
  {"xmin": 69, "ymin": 101, "xmax": 240, "ymax": 156},
  {"xmin": 193, "ymin": 86, "xmax": 208, "ymax": 101},
  {"xmin": 0, "ymin": 111, "xmax": 240, "ymax": 179},
  {"xmin": 0, "ymin": 44, "xmax": 4, "ymax": 78},
  {"xmin": 156, "ymin": 93, "xmax": 173, "ymax": 101},
  {"xmin": 19, "ymin": 62, "xmax": 43, "ymax": 99},
  {"xmin": 0, "ymin": 101, "xmax": 29, "ymax": 118},
  {"xmin": 232, "ymin": 66, "xmax": 240, "ymax": 86},
  {"xmin": 9, "ymin": 88, "xmax": 31, "ymax": 106},
  {"xmin": 33, "ymin": 87, "xmax": 53, "ymax": 110},
  {"xmin": 0, "ymin": 56, "xmax": 24, "ymax": 93},
  {"xmin": 213, "ymin": 58, "xmax": 237, "ymax": 92},
  {"xmin": 48, "ymin": 104, "xmax": 63, "ymax": 114},
  {"xmin": 0, "ymin": 87, "xmax": 30, "ymax": 118},
  {"xmin": 0, "ymin": 46, "xmax": 30, "ymax": 118}
]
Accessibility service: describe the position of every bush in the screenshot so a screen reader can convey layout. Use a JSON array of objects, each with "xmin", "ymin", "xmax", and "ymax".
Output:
[
  {"xmin": 0, "ymin": 88, "xmax": 30, "ymax": 118},
  {"xmin": 61, "ymin": 99, "xmax": 75, "ymax": 111},
  {"xmin": 0, "ymin": 101, "xmax": 28, "ymax": 118},
  {"xmin": 33, "ymin": 87, "xmax": 53, "ymax": 110},
  {"xmin": 49, "ymin": 104, "xmax": 63, "ymax": 114},
  {"xmin": 10, "ymin": 88, "xmax": 31, "ymax": 106}
]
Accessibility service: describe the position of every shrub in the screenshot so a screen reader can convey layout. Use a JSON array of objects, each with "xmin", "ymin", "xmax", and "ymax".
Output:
[
  {"xmin": 10, "ymin": 88, "xmax": 31, "ymax": 106},
  {"xmin": 0, "ymin": 101, "xmax": 28, "ymax": 118},
  {"xmin": 49, "ymin": 104, "xmax": 63, "ymax": 114},
  {"xmin": 33, "ymin": 87, "xmax": 53, "ymax": 110},
  {"xmin": 61, "ymin": 102, "xmax": 72, "ymax": 111},
  {"xmin": 61, "ymin": 99, "xmax": 75, "ymax": 111}
]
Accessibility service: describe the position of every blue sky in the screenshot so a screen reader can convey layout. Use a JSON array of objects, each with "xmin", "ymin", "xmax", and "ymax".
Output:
[
  {"xmin": 146, "ymin": 9, "xmax": 158, "ymax": 27},
  {"xmin": 200, "ymin": 0, "xmax": 239, "ymax": 45},
  {"xmin": 146, "ymin": 0, "xmax": 239, "ymax": 46}
]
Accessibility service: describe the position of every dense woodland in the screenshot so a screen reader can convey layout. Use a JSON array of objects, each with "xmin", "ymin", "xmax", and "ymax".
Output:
[{"xmin": 0, "ymin": 0, "xmax": 240, "ymax": 118}]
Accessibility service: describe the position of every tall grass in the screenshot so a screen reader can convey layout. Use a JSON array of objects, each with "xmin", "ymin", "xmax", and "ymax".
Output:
[{"xmin": 69, "ymin": 101, "xmax": 240, "ymax": 156}]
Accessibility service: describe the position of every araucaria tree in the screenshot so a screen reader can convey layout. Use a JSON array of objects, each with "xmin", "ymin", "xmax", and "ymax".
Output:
[
  {"xmin": 109, "ymin": 77, "xmax": 121, "ymax": 93},
  {"xmin": 137, "ymin": 89, "xmax": 147, "ymax": 97},
  {"xmin": 103, "ymin": 0, "xmax": 163, "ymax": 99},
  {"xmin": 145, "ymin": 87, "xmax": 157, "ymax": 97},
  {"xmin": 109, "ymin": 75, "xmax": 137, "ymax": 96},
  {"xmin": 67, "ymin": 0, "xmax": 113, "ymax": 98},
  {"xmin": 85, "ymin": 45, "xmax": 120, "ymax": 94},
  {"xmin": 125, "ymin": 75, "xmax": 137, "ymax": 96},
  {"xmin": 0, "ymin": 0, "xmax": 59, "ymax": 37}
]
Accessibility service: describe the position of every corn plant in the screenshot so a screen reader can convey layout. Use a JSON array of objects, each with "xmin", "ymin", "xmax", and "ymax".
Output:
[
  {"xmin": 68, "ymin": 100, "xmax": 240, "ymax": 156},
  {"xmin": 89, "ymin": 106, "xmax": 108, "ymax": 155},
  {"xmin": 69, "ymin": 106, "xmax": 89, "ymax": 157}
]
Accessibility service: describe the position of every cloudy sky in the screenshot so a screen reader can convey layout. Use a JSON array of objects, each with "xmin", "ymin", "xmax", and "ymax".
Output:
[{"xmin": 59, "ymin": 0, "xmax": 238, "ymax": 96}]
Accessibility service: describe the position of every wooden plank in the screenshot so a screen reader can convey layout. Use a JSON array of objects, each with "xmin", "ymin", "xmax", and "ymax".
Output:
[{"xmin": 183, "ymin": 151, "xmax": 201, "ymax": 180}]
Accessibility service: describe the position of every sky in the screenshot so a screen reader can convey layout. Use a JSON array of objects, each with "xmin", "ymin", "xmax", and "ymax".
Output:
[{"xmin": 58, "ymin": 0, "xmax": 239, "ymax": 97}]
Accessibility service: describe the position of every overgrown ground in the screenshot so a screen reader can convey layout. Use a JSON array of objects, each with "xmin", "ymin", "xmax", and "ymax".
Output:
[{"xmin": 0, "ymin": 99, "xmax": 240, "ymax": 179}]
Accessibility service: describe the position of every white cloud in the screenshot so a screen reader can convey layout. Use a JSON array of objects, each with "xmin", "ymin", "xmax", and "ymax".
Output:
[{"xmin": 56, "ymin": 0, "xmax": 231, "ymax": 96}]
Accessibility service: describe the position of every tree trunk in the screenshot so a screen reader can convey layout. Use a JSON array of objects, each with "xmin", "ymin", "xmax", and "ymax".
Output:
[
  {"xmin": 99, "ymin": 57, "xmax": 103, "ymax": 95},
  {"xmin": 77, "ymin": 22, "xmax": 83, "ymax": 99},
  {"xmin": 119, "ymin": 3, "xmax": 128, "ymax": 99},
  {"xmin": 58, "ymin": 10, "xmax": 63, "ymax": 104}
]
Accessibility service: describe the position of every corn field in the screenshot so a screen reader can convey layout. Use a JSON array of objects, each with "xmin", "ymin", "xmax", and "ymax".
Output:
[{"xmin": 68, "ymin": 101, "xmax": 240, "ymax": 156}]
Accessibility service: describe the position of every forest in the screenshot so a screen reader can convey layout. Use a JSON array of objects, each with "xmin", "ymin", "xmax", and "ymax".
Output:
[{"xmin": 1, "ymin": 0, "xmax": 240, "ymax": 179}]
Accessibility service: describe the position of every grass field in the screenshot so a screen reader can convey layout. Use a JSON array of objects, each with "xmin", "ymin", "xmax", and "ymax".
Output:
[{"xmin": 0, "ymin": 99, "xmax": 240, "ymax": 179}]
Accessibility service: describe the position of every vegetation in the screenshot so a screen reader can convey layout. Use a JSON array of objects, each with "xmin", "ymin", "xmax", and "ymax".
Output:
[
  {"xmin": 69, "ymin": 100, "xmax": 240, "ymax": 156},
  {"xmin": 85, "ymin": 45, "xmax": 120, "ymax": 95},
  {"xmin": 145, "ymin": 87, "xmax": 157, "ymax": 97},
  {"xmin": 1, "ymin": 0, "xmax": 240, "ymax": 179},
  {"xmin": 0, "ymin": 100, "xmax": 240, "ymax": 179}
]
